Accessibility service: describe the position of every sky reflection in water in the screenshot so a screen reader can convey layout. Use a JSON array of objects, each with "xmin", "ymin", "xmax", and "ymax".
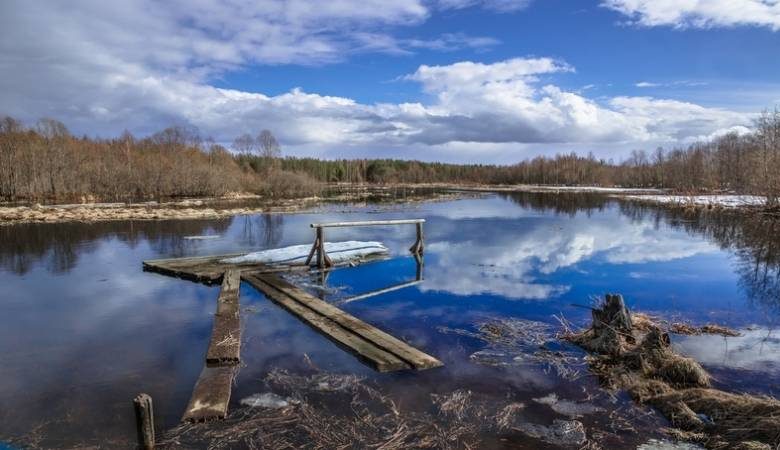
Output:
[{"xmin": 0, "ymin": 193, "xmax": 778, "ymax": 447}]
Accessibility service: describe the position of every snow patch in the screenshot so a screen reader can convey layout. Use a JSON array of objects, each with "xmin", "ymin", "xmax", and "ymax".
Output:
[
  {"xmin": 221, "ymin": 241, "xmax": 389, "ymax": 265},
  {"xmin": 622, "ymin": 195, "xmax": 766, "ymax": 208}
]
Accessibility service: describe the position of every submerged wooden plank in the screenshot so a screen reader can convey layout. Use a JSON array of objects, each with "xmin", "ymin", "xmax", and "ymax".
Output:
[
  {"xmin": 205, "ymin": 269, "xmax": 241, "ymax": 366},
  {"xmin": 243, "ymin": 272, "xmax": 442, "ymax": 372},
  {"xmin": 243, "ymin": 273, "xmax": 409, "ymax": 372},
  {"xmin": 257, "ymin": 274, "xmax": 442, "ymax": 370},
  {"xmin": 181, "ymin": 366, "xmax": 236, "ymax": 422}
]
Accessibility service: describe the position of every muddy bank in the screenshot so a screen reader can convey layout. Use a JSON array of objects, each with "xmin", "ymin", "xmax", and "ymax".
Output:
[
  {"xmin": 0, "ymin": 188, "xmax": 466, "ymax": 225},
  {"xmin": 564, "ymin": 294, "xmax": 780, "ymax": 450}
]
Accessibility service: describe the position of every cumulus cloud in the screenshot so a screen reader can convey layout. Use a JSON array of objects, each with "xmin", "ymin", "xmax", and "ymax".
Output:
[
  {"xmin": 603, "ymin": 0, "xmax": 780, "ymax": 31},
  {"xmin": 0, "ymin": 0, "xmax": 756, "ymax": 161}
]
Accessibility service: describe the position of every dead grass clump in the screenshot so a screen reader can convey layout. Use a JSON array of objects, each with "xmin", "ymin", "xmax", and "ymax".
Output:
[{"xmin": 564, "ymin": 293, "xmax": 779, "ymax": 449}]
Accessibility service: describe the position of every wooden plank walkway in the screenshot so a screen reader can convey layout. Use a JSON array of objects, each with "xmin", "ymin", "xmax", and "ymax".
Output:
[
  {"xmin": 143, "ymin": 253, "xmax": 318, "ymax": 284},
  {"xmin": 242, "ymin": 272, "xmax": 442, "ymax": 372},
  {"xmin": 181, "ymin": 270, "xmax": 242, "ymax": 422},
  {"xmin": 205, "ymin": 269, "xmax": 241, "ymax": 365},
  {"xmin": 181, "ymin": 366, "xmax": 237, "ymax": 422}
]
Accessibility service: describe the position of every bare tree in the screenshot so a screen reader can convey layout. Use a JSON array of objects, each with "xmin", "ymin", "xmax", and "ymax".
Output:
[
  {"xmin": 258, "ymin": 129, "xmax": 281, "ymax": 159},
  {"xmin": 232, "ymin": 133, "xmax": 256, "ymax": 155}
]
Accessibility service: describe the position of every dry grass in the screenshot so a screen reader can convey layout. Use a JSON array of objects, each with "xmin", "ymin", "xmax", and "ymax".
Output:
[
  {"xmin": 563, "ymin": 294, "xmax": 779, "ymax": 450},
  {"xmin": 162, "ymin": 369, "xmax": 489, "ymax": 450}
]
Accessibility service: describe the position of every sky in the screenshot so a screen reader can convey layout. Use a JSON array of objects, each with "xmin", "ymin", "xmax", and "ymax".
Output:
[{"xmin": 1, "ymin": 0, "xmax": 780, "ymax": 163}]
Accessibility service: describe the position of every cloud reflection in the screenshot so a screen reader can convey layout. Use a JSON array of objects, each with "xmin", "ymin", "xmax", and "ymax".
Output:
[
  {"xmin": 674, "ymin": 328, "xmax": 780, "ymax": 374},
  {"xmin": 418, "ymin": 203, "xmax": 717, "ymax": 300}
]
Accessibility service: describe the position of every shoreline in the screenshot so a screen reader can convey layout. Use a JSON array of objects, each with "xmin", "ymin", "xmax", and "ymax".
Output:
[
  {"xmin": 0, "ymin": 187, "xmax": 468, "ymax": 225},
  {"xmin": 1, "ymin": 183, "xmax": 774, "ymax": 225}
]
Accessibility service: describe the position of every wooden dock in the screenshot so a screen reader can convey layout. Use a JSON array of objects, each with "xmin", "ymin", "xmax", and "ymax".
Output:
[
  {"xmin": 205, "ymin": 269, "xmax": 241, "ymax": 365},
  {"xmin": 243, "ymin": 272, "xmax": 441, "ymax": 372},
  {"xmin": 142, "ymin": 218, "xmax": 439, "ymax": 424}
]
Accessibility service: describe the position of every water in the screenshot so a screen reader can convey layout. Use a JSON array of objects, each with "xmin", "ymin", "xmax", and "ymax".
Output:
[{"xmin": 0, "ymin": 192, "xmax": 778, "ymax": 448}]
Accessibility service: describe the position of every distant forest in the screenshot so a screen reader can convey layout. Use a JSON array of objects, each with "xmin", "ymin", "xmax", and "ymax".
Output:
[{"xmin": 1, "ymin": 109, "xmax": 779, "ymax": 204}]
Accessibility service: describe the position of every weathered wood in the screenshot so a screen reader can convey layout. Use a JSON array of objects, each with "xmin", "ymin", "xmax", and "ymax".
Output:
[
  {"xmin": 310, "ymin": 219, "xmax": 425, "ymax": 228},
  {"xmin": 244, "ymin": 272, "xmax": 442, "ymax": 371},
  {"xmin": 205, "ymin": 269, "xmax": 241, "ymax": 366},
  {"xmin": 143, "ymin": 254, "xmax": 307, "ymax": 284},
  {"xmin": 133, "ymin": 393, "xmax": 155, "ymax": 450},
  {"xmin": 409, "ymin": 222, "xmax": 424, "ymax": 255},
  {"xmin": 243, "ymin": 273, "xmax": 409, "ymax": 372},
  {"xmin": 181, "ymin": 366, "xmax": 236, "ymax": 422},
  {"xmin": 304, "ymin": 235, "xmax": 319, "ymax": 266}
]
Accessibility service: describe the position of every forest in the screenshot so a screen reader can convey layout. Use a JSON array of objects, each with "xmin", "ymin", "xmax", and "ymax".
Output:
[{"xmin": 1, "ymin": 108, "xmax": 779, "ymax": 205}]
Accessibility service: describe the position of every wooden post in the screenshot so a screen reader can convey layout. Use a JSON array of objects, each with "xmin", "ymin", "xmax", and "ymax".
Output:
[
  {"xmin": 305, "ymin": 231, "xmax": 319, "ymax": 266},
  {"xmin": 409, "ymin": 222, "xmax": 424, "ymax": 255},
  {"xmin": 316, "ymin": 226, "xmax": 325, "ymax": 268},
  {"xmin": 313, "ymin": 226, "xmax": 333, "ymax": 268},
  {"xmin": 133, "ymin": 393, "xmax": 155, "ymax": 450}
]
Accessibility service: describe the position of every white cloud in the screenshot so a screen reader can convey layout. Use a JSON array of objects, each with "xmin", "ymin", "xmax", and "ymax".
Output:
[
  {"xmin": 603, "ymin": 0, "xmax": 780, "ymax": 31},
  {"xmin": 636, "ymin": 81, "xmax": 660, "ymax": 88},
  {"xmin": 0, "ymin": 0, "xmax": 757, "ymax": 162},
  {"xmin": 437, "ymin": 0, "xmax": 534, "ymax": 12}
]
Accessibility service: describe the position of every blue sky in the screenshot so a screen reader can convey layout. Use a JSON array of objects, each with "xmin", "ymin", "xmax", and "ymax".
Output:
[{"xmin": 2, "ymin": 0, "xmax": 780, "ymax": 163}]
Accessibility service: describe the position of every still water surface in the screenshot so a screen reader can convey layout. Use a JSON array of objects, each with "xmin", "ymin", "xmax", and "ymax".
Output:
[{"xmin": 1, "ymin": 193, "xmax": 778, "ymax": 448}]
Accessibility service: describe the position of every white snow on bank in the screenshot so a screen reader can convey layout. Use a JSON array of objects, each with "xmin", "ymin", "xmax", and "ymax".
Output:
[
  {"xmin": 221, "ymin": 241, "xmax": 389, "ymax": 265},
  {"xmin": 622, "ymin": 194, "xmax": 767, "ymax": 208},
  {"xmin": 525, "ymin": 185, "xmax": 664, "ymax": 193}
]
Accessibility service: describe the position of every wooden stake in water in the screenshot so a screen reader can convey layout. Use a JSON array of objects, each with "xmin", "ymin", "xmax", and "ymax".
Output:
[{"xmin": 133, "ymin": 393, "xmax": 155, "ymax": 450}]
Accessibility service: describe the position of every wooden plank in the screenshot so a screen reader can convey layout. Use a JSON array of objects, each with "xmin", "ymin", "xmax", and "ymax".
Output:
[
  {"xmin": 242, "ymin": 273, "xmax": 410, "ymax": 372},
  {"xmin": 181, "ymin": 366, "xmax": 236, "ymax": 422},
  {"xmin": 259, "ymin": 274, "xmax": 442, "ymax": 370},
  {"xmin": 311, "ymin": 219, "xmax": 425, "ymax": 228},
  {"xmin": 245, "ymin": 273, "xmax": 442, "ymax": 371},
  {"xmin": 142, "ymin": 254, "xmax": 244, "ymax": 284},
  {"xmin": 143, "ymin": 253, "xmax": 310, "ymax": 284},
  {"xmin": 205, "ymin": 269, "xmax": 241, "ymax": 366}
]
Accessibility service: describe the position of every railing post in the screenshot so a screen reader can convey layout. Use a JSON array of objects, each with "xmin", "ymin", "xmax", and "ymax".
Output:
[
  {"xmin": 409, "ymin": 222, "xmax": 424, "ymax": 255},
  {"xmin": 133, "ymin": 393, "xmax": 155, "ymax": 450},
  {"xmin": 316, "ymin": 226, "xmax": 325, "ymax": 269}
]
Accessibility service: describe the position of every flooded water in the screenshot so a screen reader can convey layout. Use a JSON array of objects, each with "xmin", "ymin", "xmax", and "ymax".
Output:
[{"xmin": 1, "ymin": 192, "xmax": 778, "ymax": 448}]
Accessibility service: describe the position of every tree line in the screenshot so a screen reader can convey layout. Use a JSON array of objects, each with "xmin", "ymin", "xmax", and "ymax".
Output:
[{"xmin": 1, "ymin": 108, "xmax": 779, "ymax": 204}]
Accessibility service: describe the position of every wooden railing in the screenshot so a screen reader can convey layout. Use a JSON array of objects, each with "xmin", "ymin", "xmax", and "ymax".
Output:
[{"xmin": 305, "ymin": 219, "xmax": 425, "ymax": 268}]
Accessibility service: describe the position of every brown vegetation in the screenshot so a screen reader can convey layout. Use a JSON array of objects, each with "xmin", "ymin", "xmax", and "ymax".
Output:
[
  {"xmin": 564, "ymin": 294, "xmax": 780, "ymax": 450},
  {"xmin": 0, "ymin": 117, "xmax": 319, "ymax": 203},
  {"xmin": 2, "ymin": 107, "xmax": 779, "ymax": 205}
]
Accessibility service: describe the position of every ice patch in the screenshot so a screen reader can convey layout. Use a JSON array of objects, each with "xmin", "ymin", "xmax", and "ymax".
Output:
[
  {"xmin": 515, "ymin": 419, "xmax": 587, "ymax": 446},
  {"xmin": 533, "ymin": 393, "xmax": 605, "ymax": 418},
  {"xmin": 183, "ymin": 235, "xmax": 221, "ymax": 240},
  {"xmin": 239, "ymin": 392, "xmax": 293, "ymax": 409},
  {"xmin": 221, "ymin": 241, "xmax": 389, "ymax": 265},
  {"xmin": 637, "ymin": 438, "xmax": 705, "ymax": 449}
]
